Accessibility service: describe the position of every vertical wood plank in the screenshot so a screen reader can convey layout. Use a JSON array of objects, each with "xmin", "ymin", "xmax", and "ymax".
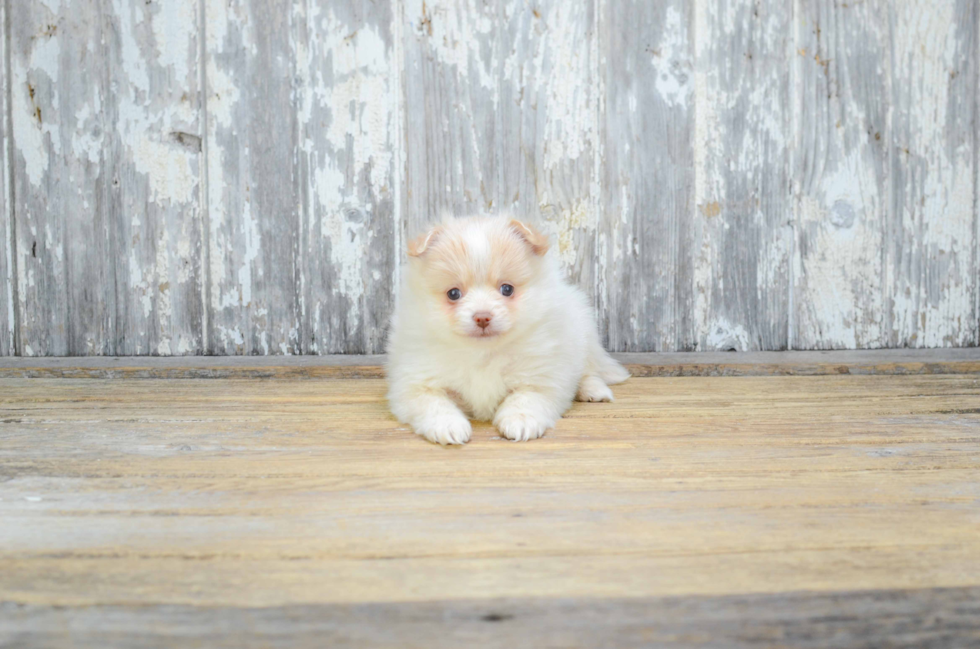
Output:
[
  {"xmin": 597, "ymin": 0, "xmax": 695, "ymax": 351},
  {"xmin": 205, "ymin": 0, "xmax": 301, "ymax": 355},
  {"xmin": 10, "ymin": 0, "xmax": 113, "ymax": 356},
  {"xmin": 10, "ymin": 0, "xmax": 203, "ymax": 356},
  {"xmin": 888, "ymin": 0, "xmax": 978, "ymax": 347},
  {"xmin": 401, "ymin": 0, "xmax": 499, "ymax": 234},
  {"xmin": 793, "ymin": 0, "xmax": 890, "ymax": 349},
  {"xmin": 105, "ymin": 0, "xmax": 204, "ymax": 355},
  {"xmin": 296, "ymin": 0, "xmax": 398, "ymax": 354},
  {"xmin": 1, "ymin": 0, "xmax": 13, "ymax": 356},
  {"xmin": 693, "ymin": 0, "xmax": 793, "ymax": 351},
  {"xmin": 498, "ymin": 0, "xmax": 597, "ymax": 290}
]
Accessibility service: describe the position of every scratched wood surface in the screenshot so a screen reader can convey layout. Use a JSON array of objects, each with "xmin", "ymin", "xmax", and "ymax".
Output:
[
  {"xmin": 598, "ymin": 0, "xmax": 695, "ymax": 351},
  {"xmin": 695, "ymin": 0, "xmax": 794, "ymax": 351},
  {"xmin": 888, "ymin": 0, "xmax": 978, "ymax": 348},
  {"xmin": 402, "ymin": 0, "xmax": 499, "ymax": 227},
  {"xmin": 108, "ymin": 0, "xmax": 206, "ymax": 356},
  {"xmin": 1, "ymin": 371, "xmax": 979, "ymax": 645},
  {"xmin": 9, "ymin": 0, "xmax": 204, "ymax": 356},
  {"xmin": 2, "ymin": 0, "xmax": 979, "ymax": 355},
  {"xmin": 794, "ymin": 0, "xmax": 890, "ymax": 350},
  {"xmin": 499, "ymin": 0, "xmax": 598, "ymax": 290},
  {"xmin": 1, "ymin": 0, "xmax": 11, "ymax": 356},
  {"xmin": 296, "ymin": 0, "xmax": 399, "ymax": 355},
  {"xmin": 204, "ymin": 0, "xmax": 302, "ymax": 355},
  {"xmin": 4, "ymin": 589, "xmax": 980, "ymax": 648},
  {"xmin": 10, "ymin": 0, "xmax": 112, "ymax": 356}
]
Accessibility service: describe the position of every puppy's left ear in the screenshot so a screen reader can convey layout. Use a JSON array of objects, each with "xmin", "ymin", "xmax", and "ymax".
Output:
[
  {"xmin": 407, "ymin": 226, "xmax": 442, "ymax": 257},
  {"xmin": 509, "ymin": 219, "xmax": 549, "ymax": 256}
]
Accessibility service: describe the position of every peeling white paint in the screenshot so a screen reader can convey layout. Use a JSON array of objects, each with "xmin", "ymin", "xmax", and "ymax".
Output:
[
  {"xmin": 132, "ymin": 135, "xmax": 197, "ymax": 204},
  {"xmin": 407, "ymin": 0, "xmax": 495, "ymax": 89},
  {"xmin": 6, "ymin": 0, "xmax": 978, "ymax": 356},
  {"xmin": 13, "ymin": 33, "xmax": 62, "ymax": 187},
  {"xmin": 890, "ymin": 0, "xmax": 976, "ymax": 347},
  {"xmin": 72, "ymin": 93, "xmax": 103, "ymax": 164},
  {"xmin": 151, "ymin": 0, "xmax": 196, "ymax": 84},
  {"xmin": 302, "ymin": 7, "xmax": 397, "ymax": 341},
  {"xmin": 320, "ymin": 18, "xmax": 392, "ymax": 203},
  {"xmin": 542, "ymin": 198, "xmax": 592, "ymax": 269},
  {"xmin": 650, "ymin": 6, "xmax": 691, "ymax": 109},
  {"xmin": 216, "ymin": 325, "xmax": 245, "ymax": 347},
  {"xmin": 705, "ymin": 318, "xmax": 751, "ymax": 351},
  {"xmin": 205, "ymin": 61, "xmax": 241, "ymax": 129},
  {"xmin": 238, "ymin": 193, "xmax": 259, "ymax": 308}
]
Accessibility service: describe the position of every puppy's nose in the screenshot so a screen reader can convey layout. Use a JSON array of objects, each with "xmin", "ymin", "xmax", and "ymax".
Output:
[{"xmin": 473, "ymin": 311, "xmax": 493, "ymax": 329}]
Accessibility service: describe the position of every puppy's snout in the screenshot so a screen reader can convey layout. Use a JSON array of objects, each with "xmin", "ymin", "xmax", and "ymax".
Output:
[{"xmin": 473, "ymin": 311, "xmax": 493, "ymax": 329}]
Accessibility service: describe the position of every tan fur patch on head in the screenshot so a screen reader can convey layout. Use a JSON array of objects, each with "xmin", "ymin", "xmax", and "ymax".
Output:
[
  {"xmin": 487, "ymin": 224, "xmax": 535, "ymax": 286},
  {"xmin": 410, "ymin": 217, "xmax": 544, "ymax": 296},
  {"xmin": 417, "ymin": 228, "xmax": 474, "ymax": 292}
]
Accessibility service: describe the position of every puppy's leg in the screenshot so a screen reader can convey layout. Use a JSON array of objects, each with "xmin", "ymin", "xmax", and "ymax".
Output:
[
  {"xmin": 391, "ymin": 387, "xmax": 472, "ymax": 446},
  {"xmin": 493, "ymin": 390, "xmax": 564, "ymax": 442},
  {"xmin": 575, "ymin": 374, "xmax": 614, "ymax": 402}
]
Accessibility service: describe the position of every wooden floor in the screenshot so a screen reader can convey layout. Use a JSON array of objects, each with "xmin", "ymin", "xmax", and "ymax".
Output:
[{"xmin": 2, "ymin": 354, "xmax": 980, "ymax": 647}]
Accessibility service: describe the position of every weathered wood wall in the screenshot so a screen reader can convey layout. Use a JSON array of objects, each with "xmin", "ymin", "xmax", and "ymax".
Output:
[{"xmin": 2, "ymin": 0, "xmax": 978, "ymax": 355}]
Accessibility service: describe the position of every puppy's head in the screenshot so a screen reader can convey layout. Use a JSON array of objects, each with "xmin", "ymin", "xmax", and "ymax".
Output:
[{"xmin": 406, "ymin": 216, "xmax": 550, "ymax": 340}]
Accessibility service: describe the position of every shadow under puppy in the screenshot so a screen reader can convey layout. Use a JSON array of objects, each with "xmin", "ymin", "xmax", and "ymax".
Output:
[{"xmin": 386, "ymin": 215, "xmax": 629, "ymax": 445}]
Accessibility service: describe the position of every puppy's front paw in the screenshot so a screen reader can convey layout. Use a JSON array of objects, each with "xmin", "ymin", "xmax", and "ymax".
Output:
[
  {"xmin": 494, "ymin": 410, "xmax": 552, "ymax": 442},
  {"xmin": 415, "ymin": 413, "xmax": 472, "ymax": 446},
  {"xmin": 575, "ymin": 375, "xmax": 614, "ymax": 402}
]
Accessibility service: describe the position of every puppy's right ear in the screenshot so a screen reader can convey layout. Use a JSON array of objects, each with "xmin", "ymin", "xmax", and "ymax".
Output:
[{"xmin": 407, "ymin": 226, "xmax": 442, "ymax": 257}]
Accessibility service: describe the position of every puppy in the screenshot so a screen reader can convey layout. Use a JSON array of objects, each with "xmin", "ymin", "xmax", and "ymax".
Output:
[{"xmin": 386, "ymin": 215, "xmax": 629, "ymax": 445}]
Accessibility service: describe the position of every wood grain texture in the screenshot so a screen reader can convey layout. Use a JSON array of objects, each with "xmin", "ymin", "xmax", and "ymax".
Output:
[
  {"xmin": 204, "ymin": 0, "xmax": 302, "ymax": 355},
  {"xmin": 888, "ymin": 0, "xmax": 978, "ymax": 348},
  {"xmin": 1, "ymin": 0, "xmax": 13, "ymax": 356},
  {"xmin": 4, "ymin": 588, "xmax": 980, "ymax": 648},
  {"xmin": 8, "ymin": 0, "xmax": 204, "ymax": 356},
  {"xmin": 499, "ymin": 0, "xmax": 597, "ymax": 289},
  {"xmin": 3, "ymin": 0, "xmax": 980, "ymax": 356},
  {"xmin": 693, "ymin": 0, "xmax": 793, "ymax": 352},
  {"xmin": 794, "ymin": 0, "xmax": 890, "ymax": 350},
  {"xmin": 296, "ymin": 0, "xmax": 398, "ymax": 354},
  {"xmin": 402, "ymin": 0, "xmax": 499, "ymax": 231},
  {"xmin": 10, "ymin": 0, "xmax": 113, "ymax": 355},
  {"xmin": 597, "ymin": 0, "xmax": 695, "ymax": 351},
  {"xmin": 104, "ymin": 0, "xmax": 205, "ymax": 355},
  {"xmin": 1, "ymin": 373, "xmax": 979, "ymax": 645},
  {"xmin": 2, "ymin": 348, "xmax": 979, "ymax": 379}
]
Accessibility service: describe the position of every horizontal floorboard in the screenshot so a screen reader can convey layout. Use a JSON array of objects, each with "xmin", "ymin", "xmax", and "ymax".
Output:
[
  {"xmin": 4, "ymin": 587, "xmax": 980, "ymax": 649},
  {"xmin": 2, "ymin": 368, "xmax": 979, "ymax": 645}
]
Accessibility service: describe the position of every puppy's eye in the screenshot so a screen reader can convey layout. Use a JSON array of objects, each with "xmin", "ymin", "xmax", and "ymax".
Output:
[
  {"xmin": 447, "ymin": 288, "xmax": 462, "ymax": 301},
  {"xmin": 500, "ymin": 284, "xmax": 514, "ymax": 297}
]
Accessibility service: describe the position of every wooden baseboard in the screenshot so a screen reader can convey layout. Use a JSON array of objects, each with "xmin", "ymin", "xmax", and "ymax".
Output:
[{"xmin": 0, "ymin": 348, "xmax": 978, "ymax": 379}]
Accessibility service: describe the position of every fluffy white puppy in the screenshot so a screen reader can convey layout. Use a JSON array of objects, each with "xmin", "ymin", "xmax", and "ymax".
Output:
[{"xmin": 386, "ymin": 215, "xmax": 629, "ymax": 445}]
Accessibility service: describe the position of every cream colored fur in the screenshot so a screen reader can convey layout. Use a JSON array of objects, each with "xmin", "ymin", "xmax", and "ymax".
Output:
[{"xmin": 386, "ymin": 215, "xmax": 629, "ymax": 445}]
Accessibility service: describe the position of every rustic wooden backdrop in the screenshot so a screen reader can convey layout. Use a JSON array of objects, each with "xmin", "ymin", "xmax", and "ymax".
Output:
[{"xmin": 1, "ymin": 0, "xmax": 978, "ymax": 355}]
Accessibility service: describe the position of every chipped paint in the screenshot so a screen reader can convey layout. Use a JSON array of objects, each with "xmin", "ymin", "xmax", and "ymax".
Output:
[
  {"xmin": 13, "ymin": 32, "xmax": 61, "ymax": 187},
  {"xmin": 4, "ymin": 0, "xmax": 978, "ymax": 356},
  {"xmin": 302, "ymin": 4, "xmax": 397, "ymax": 347},
  {"xmin": 407, "ymin": 0, "xmax": 495, "ymax": 89},
  {"xmin": 650, "ymin": 6, "xmax": 691, "ymax": 108},
  {"xmin": 1, "ymin": 0, "xmax": 14, "ymax": 355},
  {"xmin": 889, "ymin": 0, "xmax": 976, "ymax": 347}
]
